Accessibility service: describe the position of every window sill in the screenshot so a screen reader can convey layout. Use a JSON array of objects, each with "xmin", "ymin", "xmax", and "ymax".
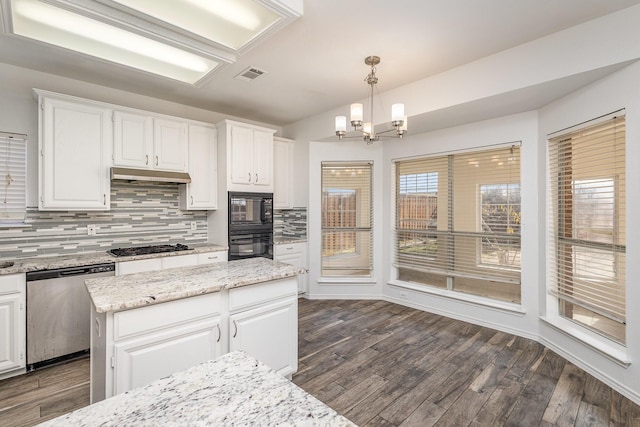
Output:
[
  {"xmin": 540, "ymin": 316, "xmax": 630, "ymax": 367},
  {"xmin": 387, "ymin": 279, "xmax": 526, "ymax": 315},
  {"xmin": 318, "ymin": 277, "xmax": 377, "ymax": 285}
]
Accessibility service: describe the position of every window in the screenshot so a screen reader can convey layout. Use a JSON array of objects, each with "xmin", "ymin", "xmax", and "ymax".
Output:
[
  {"xmin": 548, "ymin": 113, "xmax": 625, "ymax": 344},
  {"xmin": 395, "ymin": 145, "xmax": 521, "ymax": 303},
  {"xmin": 321, "ymin": 162, "xmax": 373, "ymax": 277},
  {"xmin": 0, "ymin": 133, "xmax": 27, "ymax": 226},
  {"xmin": 479, "ymin": 183, "xmax": 521, "ymax": 269}
]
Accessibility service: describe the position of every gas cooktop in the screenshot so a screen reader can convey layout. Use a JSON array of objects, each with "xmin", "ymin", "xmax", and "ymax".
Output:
[{"xmin": 108, "ymin": 244, "xmax": 191, "ymax": 257}]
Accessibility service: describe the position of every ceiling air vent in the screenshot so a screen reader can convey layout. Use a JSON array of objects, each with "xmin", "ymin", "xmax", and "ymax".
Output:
[{"xmin": 235, "ymin": 66, "xmax": 267, "ymax": 82}]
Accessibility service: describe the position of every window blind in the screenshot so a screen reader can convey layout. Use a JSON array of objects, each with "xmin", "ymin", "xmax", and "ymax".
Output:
[
  {"xmin": 395, "ymin": 145, "xmax": 521, "ymax": 302},
  {"xmin": 547, "ymin": 114, "xmax": 626, "ymax": 342},
  {"xmin": 0, "ymin": 133, "xmax": 27, "ymax": 224},
  {"xmin": 321, "ymin": 162, "xmax": 373, "ymax": 277}
]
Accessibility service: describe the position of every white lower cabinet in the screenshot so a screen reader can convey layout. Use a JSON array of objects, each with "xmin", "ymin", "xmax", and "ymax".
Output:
[
  {"xmin": 91, "ymin": 277, "xmax": 298, "ymax": 402},
  {"xmin": 116, "ymin": 251, "xmax": 226, "ymax": 275},
  {"xmin": 0, "ymin": 274, "xmax": 25, "ymax": 379},
  {"xmin": 198, "ymin": 251, "xmax": 227, "ymax": 265},
  {"xmin": 230, "ymin": 297, "xmax": 297, "ymax": 376},
  {"xmin": 114, "ymin": 316, "xmax": 221, "ymax": 395},
  {"xmin": 275, "ymin": 242, "xmax": 307, "ymax": 294}
]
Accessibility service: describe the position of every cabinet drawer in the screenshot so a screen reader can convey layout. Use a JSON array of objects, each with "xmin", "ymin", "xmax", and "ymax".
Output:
[
  {"xmin": 0, "ymin": 274, "xmax": 25, "ymax": 295},
  {"xmin": 161, "ymin": 254, "xmax": 198, "ymax": 269},
  {"xmin": 116, "ymin": 258, "xmax": 162, "ymax": 275},
  {"xmin": 114, "ymin": 293, "xmax": 221, "ymax": 341},
  {"xmin": 228, "ymin": 278, "xmax": 297, "ymax": 312},
  {"xmin": 274, "ymin": 243, "xmax": 304, "ymax": 256},
  {"xmin": 198, "ymin": 252, "xmax": 227, "ymax": 264}
]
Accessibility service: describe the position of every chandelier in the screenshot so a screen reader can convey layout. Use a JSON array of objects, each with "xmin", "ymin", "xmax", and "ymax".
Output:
[{"xmin": 335, "ymin": 55, "xmax": 407, "ymax": 144}]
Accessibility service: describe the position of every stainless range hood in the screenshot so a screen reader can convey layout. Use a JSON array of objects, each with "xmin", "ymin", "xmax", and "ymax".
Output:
[{"xmin": 110, "ymin": 167, "xmax": 191, "ymax": 184}]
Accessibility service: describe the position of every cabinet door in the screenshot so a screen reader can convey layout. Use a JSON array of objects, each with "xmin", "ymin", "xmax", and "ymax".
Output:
[
  {"xmin": 153, "ymin": 118, "xmax": 187, "ymax": 172},
  {"xmin": 252, "ymin": 130, "xmax": 273, "ymax": 191},
  {"xmin": 40, "ymin": 97, "xmax": 111, "ymax": 210},
  {"xmin": 0, "ymin": 293, "xmax": 23, "ymax": 374},
  {"xmin": 113, "ymin": 111, "xmax": 153, "ymax": 168},
  {"xmin": 275, "ymin": 243, "xmax": 307, "ymax": 294},
  {"xmin": 229, "ymin": 125, "xmax": 254, "ymax": 187},
  {"xmin": 114, "ymin": 317, "xmax": 221, "ymax": 394},
  {"xmin": 273, "ymin": 138, "xmax": 294, "ymax": 209},
  {"xmin": 180, "ymin": 124, "xmax": 217, "ymax": 210},
  {"xmin": 230, "ymin": 298, "xmax": 297, "ymax": 376}
]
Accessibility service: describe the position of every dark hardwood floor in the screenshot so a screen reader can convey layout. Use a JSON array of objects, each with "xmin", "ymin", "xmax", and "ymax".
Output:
[
  {"xmin": 292, "ymin": 299, "xmax": 640, "ymax": 426},
  {"xmin": 1, "ymin": 298, "xmax": 639, "ymax": 426}
]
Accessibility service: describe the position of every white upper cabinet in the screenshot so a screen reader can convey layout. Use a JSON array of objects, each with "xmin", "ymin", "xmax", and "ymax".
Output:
[
  {"xmin": 153, "ymin": 118, "xmax": 188, "ymax": 172},
  {"xmin": 113, "ymin": 111, "xmax": 153, "ymax": 168},
  {"xmin": 219, "ymin": 120, "xmax": 275, "ymax": 193},
  {"xmin": 114, "ymin": 111, "xmax": 187, "ymax": 173},
  {"xmin": 179, "ymin": 124, "xmax": 217, "ymax": 210},
  {"xmin": 273, "ymin": 137, "xmax": 294, "ymax": 209},
  {"xmin": 38, "ymin": 92, "xmax": 112, "ymax": 211}
]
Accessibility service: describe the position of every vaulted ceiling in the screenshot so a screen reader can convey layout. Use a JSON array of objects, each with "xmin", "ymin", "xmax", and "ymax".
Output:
[{"xmin": 1, "ymin": 0, "xmax": 639, "ymax": 128}]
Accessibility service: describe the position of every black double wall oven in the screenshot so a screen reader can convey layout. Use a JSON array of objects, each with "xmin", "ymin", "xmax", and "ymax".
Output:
[{"xmin": 228, "ymin": 192, "xmax": 273, "ymax": 260}]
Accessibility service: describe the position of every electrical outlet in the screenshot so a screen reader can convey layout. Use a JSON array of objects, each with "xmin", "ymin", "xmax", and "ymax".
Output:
[
  {"xmin": 190, "ymin": 221, "xmax": 197, "ymax": 231},
  {"xmin": 87, "ymin": 224, "xmax": 97, "ymax": 236},
  {"xmin": 399, "ymin": 291, "xmax": 408, "ymax": 299}
]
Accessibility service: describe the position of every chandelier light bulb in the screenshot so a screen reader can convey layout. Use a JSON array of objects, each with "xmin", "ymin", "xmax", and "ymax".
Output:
[
  {"xmin": 335, "ymin": 116, "xmax": 347, "ymax": 132},
  {"xmin": 391, "ymin": 103, "xmax": 404, "ymax": 122},
  {"xmin": 350, "ymin": 103, "xmax": 363, "ymax": 123},
  {"xmin": 363, "ymin": 122, "xmax": 372, "ymax": 135}
]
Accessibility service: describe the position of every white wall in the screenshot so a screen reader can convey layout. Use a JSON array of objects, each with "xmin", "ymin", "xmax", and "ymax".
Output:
[
  {"xmin": 537, "ymin": 60, "xmax": 640, "ymax": 405},
  {"xmin": 0, "ymin": 62, "xmax": 281, "ymax": 207}
]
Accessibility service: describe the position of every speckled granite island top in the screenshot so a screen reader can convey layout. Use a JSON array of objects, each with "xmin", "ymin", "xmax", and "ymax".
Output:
[
  {"xmin": 38, "ymin": 351, "xmax": 356, "ymax": 427},
  {"xmin": 86, "ymin": 257, "xmax": 306, "ymax": 313}
]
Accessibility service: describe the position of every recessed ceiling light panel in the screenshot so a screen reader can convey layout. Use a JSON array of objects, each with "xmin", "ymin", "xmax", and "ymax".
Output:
[
  {"xmin": 6, "ymin": 0, "xmax": 222, "ymax": 84},
  {"xmin": 111, "ymin": 0, "xmax": 282, "ymax": 51}
]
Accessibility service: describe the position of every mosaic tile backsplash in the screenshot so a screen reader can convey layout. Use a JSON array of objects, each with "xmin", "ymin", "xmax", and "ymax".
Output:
[
  {"xmin": 274, "ymin": 207, "xmax": 307, "ymax": 240},
  {"xmin": 0, "ymin": 181, "xmax": 208, "ymax": 260}
]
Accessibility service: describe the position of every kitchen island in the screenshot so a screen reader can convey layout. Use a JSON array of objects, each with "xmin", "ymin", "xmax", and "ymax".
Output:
[
  {"xmin": 87, "ymin": 257, "xmax": 305, "ymax": 403},
  {"xmin": 39, "ymin": 351, "xmax": 355, "ymax": 426}
]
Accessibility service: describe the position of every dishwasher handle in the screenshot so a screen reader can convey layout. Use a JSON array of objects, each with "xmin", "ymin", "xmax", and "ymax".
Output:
[{"xmin": 26, "ymin": 263, "xmax": 115, "ymax": 281}]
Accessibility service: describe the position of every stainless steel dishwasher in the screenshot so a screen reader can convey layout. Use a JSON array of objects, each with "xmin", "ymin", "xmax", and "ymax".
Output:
[{"xmin": 26, "ymin": 263, "xmax": 115, "ymax": 370}]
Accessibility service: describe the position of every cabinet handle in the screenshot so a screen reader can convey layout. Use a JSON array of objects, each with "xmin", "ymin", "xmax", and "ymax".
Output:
[
  {"xmin": 232, "ymin": 320, "xmax": 238, "ymax": 338},
  {"xmin": 103, "ymin": 194, "xmax": 106, "ymax": 205},
  {"xmin": 255, "ymin": 173, "xmax": 258, "ymax": 183},
  {"xmin": 155, "ymin": 155, "xmax": 159, "ymax": 166},
  {"xmin": 216, "ymin": 323, "xmax": 221, "ymax": 343},
  {"xmin": 208, "ymin": 255, "xmax": 218, "ymax": 260},
  {"xmin": 190, "ymin": 196, "xmax": 194, "ymax": 206},
  {"xmin": 286, "ymin": 247, "xmax": 293, "ymax": 250},
  {"xmin": 145, "ymin": 154, "xmax": 149, "ymax": 165},
  {"xmin": 248, "ymin": 172, "xmax": 252, "ymax": 182}
]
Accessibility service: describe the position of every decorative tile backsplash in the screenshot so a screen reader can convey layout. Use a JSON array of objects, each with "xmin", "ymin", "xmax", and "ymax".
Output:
[
  {"xmin": 274, "ymin": 207, "xmax": 307, "ymax": 240},
  {"xmin": 0, "ymin": 181, "xmax": 208, "ymax": 260}
]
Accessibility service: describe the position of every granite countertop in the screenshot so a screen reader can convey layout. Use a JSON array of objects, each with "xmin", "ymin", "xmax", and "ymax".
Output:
[
  {"xmin": 38, "ymin": 351, "xmax": 356, "ymax": 427},
  {"xmin": 274, "ymin": 237, "xmax": 307, "ymax": 245},
  {"xmin": 86, "ymin": 257, "xmax": 306, "ymax": 313},
  {"xmin": 0, "ymin": 244, "xmax": 227, "ymax": 276}
]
